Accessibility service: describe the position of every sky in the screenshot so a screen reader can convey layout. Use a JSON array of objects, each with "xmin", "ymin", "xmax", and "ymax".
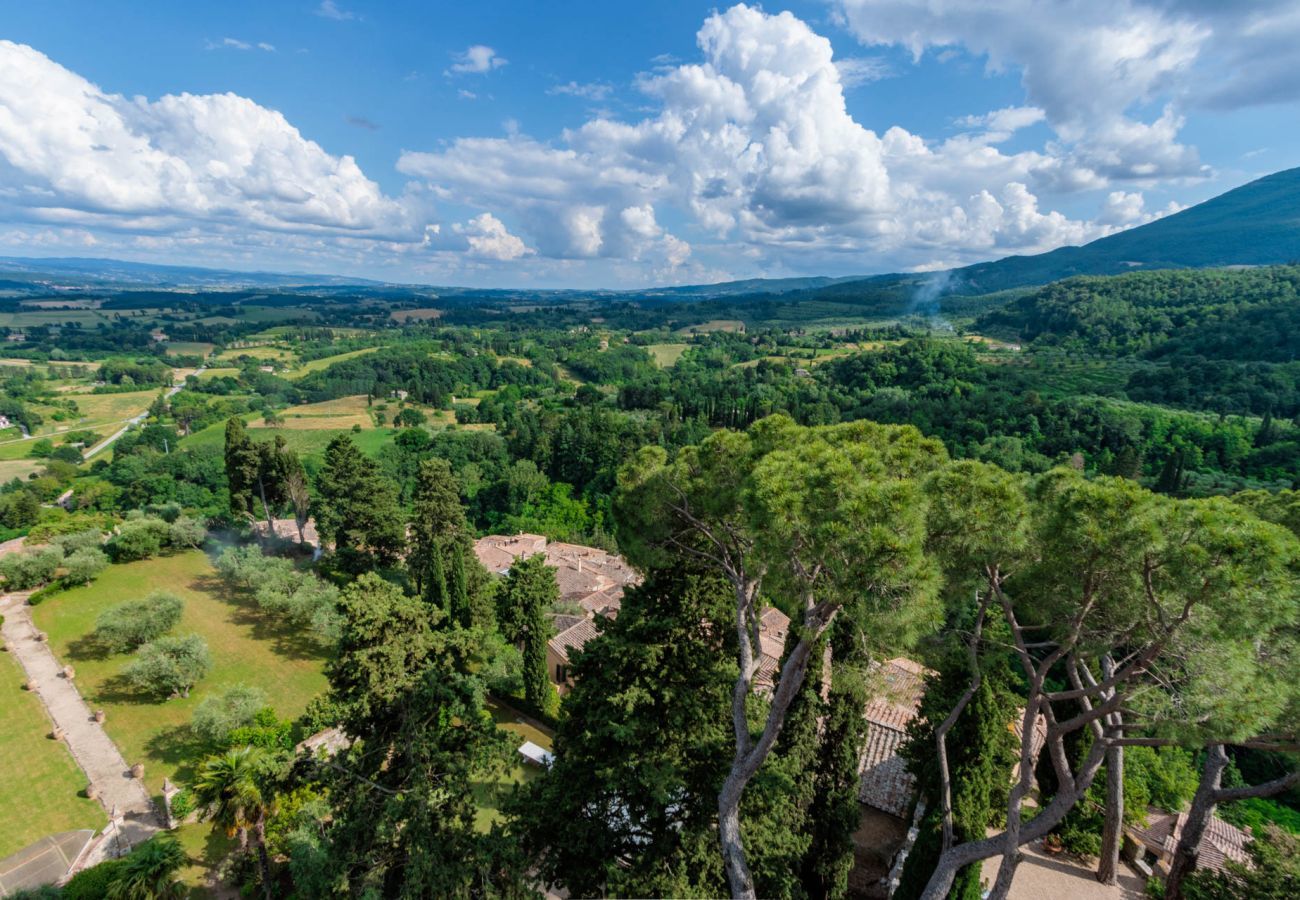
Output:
[{"xmin": 0, "ymin": 0, "xmax": 1298, "ymax": 288}]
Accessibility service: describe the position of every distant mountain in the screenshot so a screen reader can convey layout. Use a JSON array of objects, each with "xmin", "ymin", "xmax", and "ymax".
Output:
[
  {"xmin": 949, "ymin": 167, "xmax": 1300, "ymax": 294},
  {"xmin": 0, "ymin": 256, "xmax": 390, "ymax": 289}
]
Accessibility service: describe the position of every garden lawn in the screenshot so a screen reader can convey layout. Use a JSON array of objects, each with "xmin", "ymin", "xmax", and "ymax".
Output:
[
  {"xmin": 184, "ymin": 414, "xmax": 397, "ymax": 462},
  {"xmin": 473, "ymin": 702, "xmax": 554, "ymax": 831},
  {"xmin": 0, "ymin": 648, "xmax": 103, "ymax": 858},
  {"xmin": 30, "ymin": 551, "xmax": 329, "ymax": 797}
]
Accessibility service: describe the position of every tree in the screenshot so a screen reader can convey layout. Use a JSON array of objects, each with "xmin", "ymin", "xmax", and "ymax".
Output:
[
  {"xmin": 104, "ymin": 833, "xmax": 186, "ymax": 900},
  {"xmin": 448, "ymin": 543, "xmax": 470, "ymax": 628},
  {"xmin": 409, "ymin": 457, "xmax": 465, "ymax": 610},
  {"xmin": 254, "ymin": 436, "xmax": 290, "ymax": 535},
  {"xmin": 123, "ymin": 634, "xmax": 211, "ymax": 699},
  {"xmin": 193, "ymin": 747, "xmax": 275, "ymax": 899},
  {"xmin": 314, "ymin": 434, "xmax": 405, "ymax": 572},
  {"xmin": 224, "ymin": 417, "xmax": 259, "ymax": 520},
  {"xmin": 498, "ymin": 554, "xmax": 558, "ymax": 715},
  {"xmin": 395, "ymin": 407, "xmax": 427, "ymax": 428},
  {"xmin": 510, "ymin": 566, "xmax": 735, "ymax": 897},
  {"xmin": 616, "ymin": 415, "xmax": 947, "ymax": 898},
  {"xmin": 61, "ymin": 547, "xmax": 108, "ymax": 586},
  {"xmin": 192, "ymin": 685, "xmax": 270, "ymax": 746},
  {"xmin": 917, "ymin": 472, "xmax": 1299, "ymax": 900},
  {"xmin": 306, "ymin": 573, "xmax": 527, "ymax": 896},
  {"xmin": 282, "ymin": 451, "xmax": 311, "ymax": 545},
  {"xmin": 95, "ymin": 591, "xmax": 184, "ymax": 653}
]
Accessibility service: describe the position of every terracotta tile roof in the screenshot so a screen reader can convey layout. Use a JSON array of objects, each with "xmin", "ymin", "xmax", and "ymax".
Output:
[
  {"xmin": 579, "ymin": 587, "xmax": 623, "ymax": 618},
  {"xmin": 752, "ymin": 606, "xmax": 792, "ymax": 695},
  {"xmin": 857, "ymin": 656, "xmax": 934, "ymax": 817},
  {"xmin": 550, "ymin": 614, "xmax": 588, "ymax": 634},
  {"xmin": 858, "ymin": 719, "xmax": 916, "ymax": 817},
  {"xmin": 1130, "ymin": 810, "xmax": 1252, "ymax": 874},
  {"xmin": 548, "ymin": 618, "xmax": 601, "ymax": 663}
]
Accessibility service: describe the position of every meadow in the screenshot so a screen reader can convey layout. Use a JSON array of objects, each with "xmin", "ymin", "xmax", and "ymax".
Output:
[{"xmin": 646, "ymin": 343, "xmax": 689, "ymax": 367}]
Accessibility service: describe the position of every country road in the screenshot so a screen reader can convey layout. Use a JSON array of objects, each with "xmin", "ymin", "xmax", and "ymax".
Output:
[{"xmin": 82, "ymin": 366, "xmax": 204, "ymax": 459}]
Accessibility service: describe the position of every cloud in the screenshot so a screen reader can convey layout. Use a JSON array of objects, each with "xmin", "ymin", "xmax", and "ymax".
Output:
[
  {"xmin": 447, "ymin": 45, "xmax": 507, "ymax": 75},
  {"xmin": 206, "ymin": 38, "xmax": 275, "ymax": 52},
  {"xmin": 548, "ymin": 81, "xmax": 614, "ymax": 101},
  {"xmin": 458, "ymin": 212, "xmax": 532, "ymax": 260},
  {"xmin": 314, "ymin": 1, "xmax": 354, "ymax": 21},
  {"xmin": 834, "ymin": 56, "xmax": 892, "ymax": 88},
  {"xmin": 0, "ymin": 40, "xmax": 420, "ymax": 244},
  {"xmin": 345, "ymin": 115, "xmax": 379, "ymax": 130},
  {"xmin": 457, "ymin": 89, "xmax": 477, "ymax": 100},
  {"xmin": 829, "ymin": 0, "xmax": 1300, "ymax": 183},
  {"xmin": 400, "ymin": 4, "xmax": 1113, "ymax": 273}
]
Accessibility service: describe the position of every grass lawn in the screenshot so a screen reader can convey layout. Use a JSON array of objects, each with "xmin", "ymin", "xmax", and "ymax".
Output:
[
  {"xmin": 0, "ymin": 438, "xmax": 36, "ymax": 460},
  {"xmin": 30, "ymin": 551, "xmax": 330, "ymax": 797},
  {"xmin": 0, "ymin": 648, "xmax": 103, "ymax": 858},
  {"xmin": 646, "ymin": 342, "xmax": 689, "ymax": 367},
  {"xmin": 184, "ymin": 410, "xmax": 398, "ymax": 463},
  {"xmin": 174, "ymin": 820, "xmax": 237, "ymax": 899},
  {"xmin": 0, "ymin": 459, "xmax": 42, "ymax": 481},
  {"xmin": 474, "ymin": 702, "xmax": 554, "ymax": 831},
  {"xmin": 284, "ymin": 347, "xmax": 380, "ymax": 379}
]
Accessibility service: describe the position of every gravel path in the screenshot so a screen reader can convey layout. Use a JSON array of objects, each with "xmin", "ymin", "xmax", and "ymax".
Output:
[{"xmin": 0, "ymin": 591, "xmax": 160, "ymax": 850}]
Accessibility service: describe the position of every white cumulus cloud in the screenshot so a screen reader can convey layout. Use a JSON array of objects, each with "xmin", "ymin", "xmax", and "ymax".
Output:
[{"xmin": 447, "ymin": 45, "xmax": 507, "ymax": 75}]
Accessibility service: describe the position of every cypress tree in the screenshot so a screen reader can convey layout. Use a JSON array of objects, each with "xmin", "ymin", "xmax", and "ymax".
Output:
[
  {"xmin": 447, "ymin": 543, "xmax": 469, "ymax": 628},
  {"xmin": 424, "ymin": 542, "xmax": 448, "ymax": 612},
  {"xmin": 224, "ymin": 416, "xmax": 259, "ymax": 521}
]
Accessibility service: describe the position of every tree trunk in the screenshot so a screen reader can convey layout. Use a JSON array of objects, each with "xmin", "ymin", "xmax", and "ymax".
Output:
[
  {"xmin": 257, "ymin": 475, "xmax": 275, "ymax": 536},
  {"xmin": 719, "ymin": 775, "xmax": 756, "ymax": 899},
  {"xmin": 1165, "ymin": 743, "xmax": 1228, "ymax": 900},
  {"xmin": 255, "ymin": 814, "xmax": 273, "ymax": 900},
  {"xmin": 1097, "ymin": 739, "xmax": 1124, "ymax": 884}
]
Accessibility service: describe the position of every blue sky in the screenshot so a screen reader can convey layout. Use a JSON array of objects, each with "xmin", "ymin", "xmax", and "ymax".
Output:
[{"xmin": 1, "ymin": 0, "xmax": 1297, "ymax": 287}]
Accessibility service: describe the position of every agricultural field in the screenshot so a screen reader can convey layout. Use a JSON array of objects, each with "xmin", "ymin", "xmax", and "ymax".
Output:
[
  {"xmin": 195, "ymin": 367, "xmax": 240, "ymax": 381},
  {"xmin": 389, "ymin": 308, "xmax": 442, "ymax": 322},
  {"xmin": 232, "ymin": 306, "xmax": 319, "ymax": 324},
  {"xmin": 0, "ymin": 459, "xmax": 42, "ymax": 481},
  {"xmin": 38, "ymin": 390, "xmax": 160, "ymax": 432},
  {"xmin": 250, "ymin": 395, "xmax": 374, "ymax": 431},
  {"xmin": 164, "ymin": 342, "xmax": 215, "ymax": 358},
  {"xmin": 285, "ymin": 346, "xmax": 380, "ymax": 378},
  {"xmin": 30, "ymin": 551, "xmax": 330, "ymax": 796},
  {"xmin": 216, "ymin": 345, "xmax": 295, "ymax": 364},
  {"xmin": 184, "ymin": 412, "xmax": 396, "ymax": 461},
  {"xmin": 646, "ymin": 342, "xmax": 689, "ymax": 367},
  {"xmin": 675, "ymin": 319, "xmax": 746, "ymax": 335},
  {"xmin": 0, "ymin": 649, "xmax": 103, "ymax": 859}
]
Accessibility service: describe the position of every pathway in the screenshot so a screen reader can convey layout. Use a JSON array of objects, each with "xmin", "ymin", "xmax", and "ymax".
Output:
[{"xmin": 0, "ymin": 591, "xmax": 160, "ymax": 850}]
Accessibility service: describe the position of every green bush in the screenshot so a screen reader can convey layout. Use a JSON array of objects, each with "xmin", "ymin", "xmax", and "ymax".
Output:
[
  {"xmin": 51, "ymin": 528, "xmax": 105, "ymax": 555},
  {"xmin": 94, "ymin": 591, "xmax": 184, "ymax": 653},
  {"xmin": 60, "ymin": 858, "xmax": 127, "ymax": 900},
  {"xmin": 106, "ymin": 518, "xmax": 171, "ymax": 562},
  {"xmin": 168, "ymin": 515, "xmax": 207, "ymax": 549},
  {"xmin": 122, "ymin": 633, "xmax": 211, "ymax": 699},
  {"xmin": 192, "ymin": 684, "xmax": 269, "ymax": 745},
  {"xmin": 0, "ymin": 545, "xmax": 64, "ymax": 590}
]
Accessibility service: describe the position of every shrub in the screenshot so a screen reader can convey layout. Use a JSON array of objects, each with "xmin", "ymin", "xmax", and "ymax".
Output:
[
  {"xmin": 51, "ymin": 528, "xmax": 105, "ymax": 555},
  {"xmin": 169, "ymin": 787, "xmax": 196, "ymax": 821},
  {"xmin": 60, "ymin": 858, "xmax": 127, "ymax": 900},
  {"xmin": 61, "ymin": 547, "xmax": 108, "ymax": 586},
  {"xmin": 122, "ymin": 634, "xmax": 211, "ymax": 699},
  {"xmin": 94, "ymin": 591, "xmax": 184, "ymax": 653},
  {"xmin": 192, "ymin": 684, "xmax": 269, "ymax": 745},
  {"xmin": 0, "ymin": 545, "xmax": 64, "ymax": 590},
  {"xmin": 106, "ymin": 518, "xmax": 170, "ymax": 562},
  {"xmin": 168, "ymin": 515, "xmax": 207, "ymax": 549}
]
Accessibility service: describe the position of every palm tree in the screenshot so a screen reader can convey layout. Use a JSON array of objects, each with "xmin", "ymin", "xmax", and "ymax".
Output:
[
  {"xmin": 105, "ymin": 833, "xmax": 186, "ymax": 899},
  {"xmin": 192, "ymin": 746, "xmax": 275, "ymax": 899}
]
